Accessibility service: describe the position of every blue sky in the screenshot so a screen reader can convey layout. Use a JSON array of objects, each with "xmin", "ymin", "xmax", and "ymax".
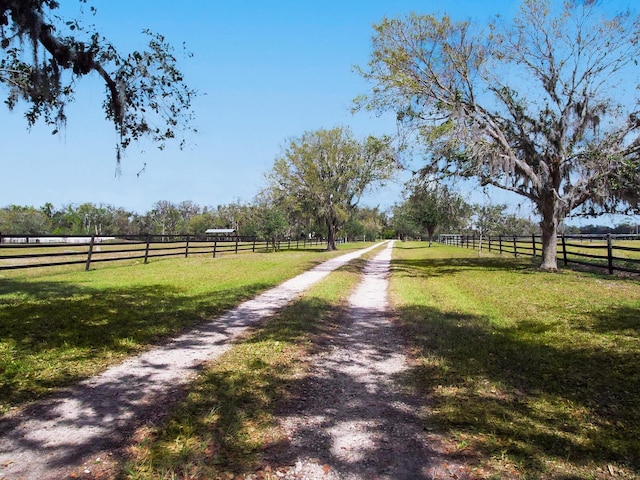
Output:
[{"xmin": 0, "ymin": 0, "xmax": 636, "ymax": 226}]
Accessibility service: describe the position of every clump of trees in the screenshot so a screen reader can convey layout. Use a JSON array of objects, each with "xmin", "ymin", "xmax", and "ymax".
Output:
[
  {"xmin": 356, "ymin": 0, "xmax": 640, "ymax": 269},
  {"xmin": 392, "ymin": 180, "xmax": 471, "ymax": 245}
]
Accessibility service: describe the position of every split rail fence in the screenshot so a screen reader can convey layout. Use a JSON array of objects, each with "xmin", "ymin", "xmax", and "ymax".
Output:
[
  {"xmin": 438, "ymin": 233, "xmax": 640, "ymax": 275},
  {"xmin": 0, "ymin": 234, "xmax": 325, "ymax": 271}
]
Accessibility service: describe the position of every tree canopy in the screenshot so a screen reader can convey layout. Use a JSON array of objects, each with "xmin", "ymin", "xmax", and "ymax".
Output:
[
  {"xmin": 0, "ymin": 0, "xmax": 196, "ymax": 163},
  {"xmin": 356, "ymin": 0, "xmax": 640, "ymax": 269},
  {"xmin": 264, "ymin": 126, "xmax": 398, "ymax": 250},
  {"xmin": 396, "ymin": 180, "xmax": 470, "ymax": 245}
]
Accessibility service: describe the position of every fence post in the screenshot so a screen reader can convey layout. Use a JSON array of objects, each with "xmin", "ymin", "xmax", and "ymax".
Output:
[
  {"xmin": 561, "ymin": 235, "xmax": 568, "ymax": 266},
  {"xmin": 144, "ymin": 235, "xmax": 151, "ymax": 264},
  {"xmin": 85, "ymin": 236, "xmax": 95, "ymax": 271},
  {"xmin": 513, "ymin": 236, "xmax": 518, "ymax": 257},
  {"xmin": 500, "ymin": 236, "xmax": 503, "ymax": 254},
  {"xmin": 532, "ymin": 234, "xmax": 537, "ymax": 258},
  {"xmin": 252, "ymin": 238, "xmax": 256, "ymax": 252},
  {"xmin": 235, "ymin": 236, "xmax": 239, "ymax": 254},
  {"xmin": 185, "ymin": 234, "xmax": 190, "ymax": 258},
  {"xmin": 213, "ymin": 238, "xmax": 218, "ymax": 258},
  {"xmin": 607, "ymin": 234, "xmax": 614, "ymax": 275}
]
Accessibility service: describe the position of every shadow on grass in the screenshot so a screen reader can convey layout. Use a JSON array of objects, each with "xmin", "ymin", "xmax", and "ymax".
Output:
[
  {"xmin": 396, "ymin": 302, "xmax": 640, "ymax": 475},
  {"xmin": 0, "ymin": 278, "xmax": 271, "ymax": 409},
  {"xmin": 391, "ymin": 255, "xmax": 537, "ymax": 279}
]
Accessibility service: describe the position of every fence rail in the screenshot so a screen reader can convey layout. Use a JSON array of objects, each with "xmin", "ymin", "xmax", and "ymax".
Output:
[
  {"xmin": 0, "ymin": 234, "xmax": 325, "ymax": 271},
  {"xmin": 438, "ymin": 233, "xmax": 640, "ymax": 275}
]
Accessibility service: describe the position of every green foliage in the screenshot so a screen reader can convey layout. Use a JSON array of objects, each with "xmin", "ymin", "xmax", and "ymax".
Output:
[
  {"xmin": 265, "ymin": 126, "xmax": 399, "ymax": 250},
  {"xmin": 0, "ymin": 205, "xmax": 52, "ymax": 234},
  {"xmin": 252, "ymin": 204, "xmax": 288, "ymax": 251},
  {"xmin": 393, "ymin": 180, "xmax": 471, "ymax": 243},
  {"xmin": 0, "ymin": 0, "xmax": 196, "ymax": 160},
  {"xmin": 343, "ymin": 206, "xmax": 389, "ymax": 241}
]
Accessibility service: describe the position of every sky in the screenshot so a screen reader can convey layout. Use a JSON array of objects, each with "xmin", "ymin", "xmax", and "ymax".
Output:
[{"xmin": 1, "ymin": 0, "xmax": 638, "ymax": 227}]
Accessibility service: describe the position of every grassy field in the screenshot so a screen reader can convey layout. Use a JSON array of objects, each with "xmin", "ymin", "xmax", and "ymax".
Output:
[
  {"xmin": 2, "ymin": 240, "xmax": 639, "ymax": 479},
  {"xmin": 390, "ymin": 242, "xmax": 640, "ymax": 479},
  {"xmin": 0, "ymin": 245, "xmax": 368, "ymax": 413},
  {"xmin": 0, "ymin": 238, "xmax": 323, "ymax": 269}
]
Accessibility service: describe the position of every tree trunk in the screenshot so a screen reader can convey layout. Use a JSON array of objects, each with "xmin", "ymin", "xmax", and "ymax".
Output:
[
  {"xmin": 326, "ymin": 218, "xmax": 338, "ymax": 251},
  {"xmin": 426, "ymin": 226, "xmax": 435, "ymax": 247},
  {"xmin": 539, "ymin": 195, "xmax": 559, "ymax": 271}
]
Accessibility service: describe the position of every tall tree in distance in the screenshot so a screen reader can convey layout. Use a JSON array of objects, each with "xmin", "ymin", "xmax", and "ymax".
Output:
[
  {"xmin": 0, "ymin": 0, "xmax": 196, "ymax": 164},
  {"xmin": 265, "ymin": 126, "xmax": 398, "ymax": 250},
  {"xmin": 356, "ymin": 0, "xmax": 640, "ymax": 270},
  {"xmin": 401, "ymin": 180, "xmax": 470, "ymax": 245}
]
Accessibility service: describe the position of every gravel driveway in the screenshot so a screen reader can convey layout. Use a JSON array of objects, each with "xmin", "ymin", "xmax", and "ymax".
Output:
[{"xmin": 250, "ymin": 241, "xmax": 471, "ymax": 480}]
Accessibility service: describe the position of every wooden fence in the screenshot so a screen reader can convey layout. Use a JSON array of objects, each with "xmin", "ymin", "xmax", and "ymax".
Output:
[
  {"xmin": 0, "ymin": 234, "xmax": 325, "ymax": 271},
  {"xmin": 438, "ymin": 233, "xmax": 640, "ymax": 275}
]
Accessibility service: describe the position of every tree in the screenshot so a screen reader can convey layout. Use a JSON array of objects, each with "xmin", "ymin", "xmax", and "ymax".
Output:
[
  {"xmin": 253, "ymin": 203, "xmax": 288, "ymax": 251},
  {"xmin": 1, "ymin": 0, "xmax": 196, "ymax": 163},
  {"xmin": 401, "ymin": 180, "xmax": 470, "ymax": 245},
  {"xmin": 0, "ymin": 205, "xmax": 51, "ymax": 234},
  {"xmin": 265, "ymin": 126, "xmax": 398, "ymax": 250},
  {"xmin": 150, "ymin": 200, "xmax": 180, "ymax": 236},
  {"xmin": 353, "ymin": 206, "xmax": 389, "ymax": 241},
  {"xmin": 473, "ymin": 204, "xmax": 508, "ymax": 240},
  {"xmin": 391, "ymin": 203, "xmax": 421, "ymax": 241},
  {"xmin": 356, "ymin": 0, "xmax": 640, "ymax": 270}
]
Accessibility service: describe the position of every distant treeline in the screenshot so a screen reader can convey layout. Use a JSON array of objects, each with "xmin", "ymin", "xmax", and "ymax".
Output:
[
  {"xmin": 1, "ymin": 200, "xmax": 634, "ymax": 240},
  {"xmin": 564, "ymin": 223, "xmax": 640, "ymax": 235},
  {"xmin": 0, "ymin": 200, "xmax": 392, "ymax": 241}
]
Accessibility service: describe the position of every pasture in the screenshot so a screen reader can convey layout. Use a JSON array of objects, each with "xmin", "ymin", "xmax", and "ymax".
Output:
[
  {"xmin": 391, "ymin": 242, "xmax": 640, "ymax": 478},
  {"xmin": 1, "ymin": 241, "xmax": 638, "ymax": 479},
  {"xmin": 0, "ymin": 246, "xmax": 357, "ymax": 413}
]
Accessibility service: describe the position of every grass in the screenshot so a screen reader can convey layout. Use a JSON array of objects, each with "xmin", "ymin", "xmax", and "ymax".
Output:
[
  {"xmin": 0, "ymin": 245, "xmax": 369, "ymax": 413},
  {"xmin": 390, "ymin": 242, "xmax": 640, "ymax": 479},
  {"xmin": 121, "ymin": 250, "xmax": 375, "ymax": 479},
  {"xmin": 4, "ymin": 240, "xmax": 639, "ymax": 478}
]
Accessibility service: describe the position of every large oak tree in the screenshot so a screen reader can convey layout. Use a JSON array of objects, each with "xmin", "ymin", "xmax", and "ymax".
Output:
[
  {"xmin": 0, "ymin": 0, "xmax": 196, "ymax": 164},
  {"xmin": 356, "ymin": 0, "xmax": 640, "ymax": 270},
  {"xmin": 264, "ymin": 126, "xmax": 398, "ymax": 250}
]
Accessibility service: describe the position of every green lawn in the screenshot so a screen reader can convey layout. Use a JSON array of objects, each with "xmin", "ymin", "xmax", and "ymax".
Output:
[
  {"xmin": 390, "ymin": 242, "xmax": 640, "ymax": 479},
  {"xmin": 0, "ymin": 246, "xmax": 366, "ymax": 413},
  {"xmin": 3, "ymin": 241, "xmax": 639, "ymax": 479}
]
